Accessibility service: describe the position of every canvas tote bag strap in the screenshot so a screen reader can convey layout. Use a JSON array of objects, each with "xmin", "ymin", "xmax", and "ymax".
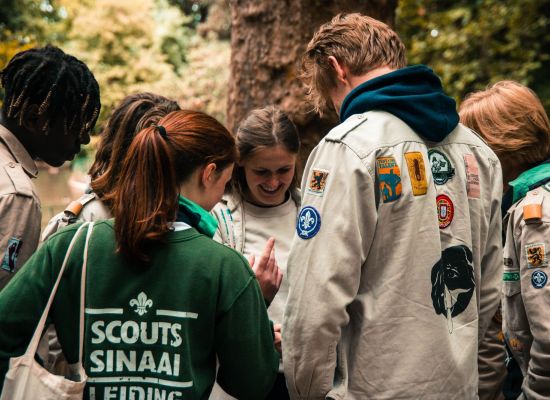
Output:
[
  {"xmin": 24, "ymin": 222, "xmax": 92, "ymax": 358},
  {"xmin": 78, "ymin": 221, "xmax": 94, "ymax": 369}
]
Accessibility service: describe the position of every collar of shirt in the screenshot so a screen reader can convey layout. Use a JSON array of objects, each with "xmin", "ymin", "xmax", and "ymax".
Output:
[{"xmin": 0, "ymin": 124, "xmax": 38, "ymax": 178}]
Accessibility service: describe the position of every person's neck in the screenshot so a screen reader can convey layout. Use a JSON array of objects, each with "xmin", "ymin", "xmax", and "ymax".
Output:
[
  {"xmin": 0, "ymin": 112, "xmax": 35, "ymax": 157},
  {"xmin": 348, "ymin": 66, "xmax": 396, "ymax": 90}
]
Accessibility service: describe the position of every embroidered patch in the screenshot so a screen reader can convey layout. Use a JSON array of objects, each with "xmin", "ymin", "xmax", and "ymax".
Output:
[
  {"xmin": 404, "ymin": 152, "xmax": 428, "ymax": 196},
  {"xmin": 503, "ymin": 258, "xmax": 514, "ymax": 267},
  {"xmin": 431, "ymin": 245, "xmax": 475, "ymax": 334},
  {"xmin": 428, "ymin": 150, "xmax": 455, "ymax": 185},
  {"xmin": 307, "ymin": 169, "xmax": 329, "ymax": 196},
  {"xmin": 463, "ymin": 154, "xmax": 480, "ymax": 199},
  {"xmin": 503, "ymin": 271, "xmax": 520, "ymax": 281},
  {"xmin": 1, "ymin": 237, "xmax": 23, "ymax": 273},
  {"xmin": 508, "ymin": 338, "xmax": 524, "ymax": 351},
  {"xmin": 525, "ymin": 243, "xmax": 547, "ymax": 268},
  {"xmin": 297, "ymin": 206, "xmax": 321, "ymax": 240},
  {"xmin": 531, "ymin": 270, "xmax": 548, "ymax": 289},
  {"xmin": 436, "ymin": 194, "xmax": 454, "ymax": 229},
  {"xmin": 376, "ymin": 156, "xmax": 402, "ymax": 203}
]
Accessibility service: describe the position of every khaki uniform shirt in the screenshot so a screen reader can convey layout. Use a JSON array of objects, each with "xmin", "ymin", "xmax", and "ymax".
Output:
[
  {"xmin": 0, "ymin": 125, "xmax": 41, "ymax": 290},
  {"xmin": 502, "ymin": 184, "xmax": 550, "ymax": 399},
  {"xmin": 283, "ymin": 111, "xmax": 503, "ymax": 400}
]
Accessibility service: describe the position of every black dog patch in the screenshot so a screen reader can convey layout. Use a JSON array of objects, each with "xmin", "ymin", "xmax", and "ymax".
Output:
[{"xmin": 431, "ymin": 245, "xmax": 475, "ymax": 333}]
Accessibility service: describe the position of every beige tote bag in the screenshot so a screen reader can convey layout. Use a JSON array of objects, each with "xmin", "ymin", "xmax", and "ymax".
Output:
[{"xmin": 1, "ymin": 222, "xmax": 94, "ymax": 400}]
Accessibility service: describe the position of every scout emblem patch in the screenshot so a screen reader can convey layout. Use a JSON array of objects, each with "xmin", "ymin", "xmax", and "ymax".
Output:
[
  {"xmin": 431, "ymin": 245, "xmax": 475, "ymax": 333},
  {"xmin": 463, "ymin": 154, "xmax": 480, "ymax": 199},
  {"xmin": 1, "ymin": 237, "xmax": 22, "ymax": 273},
  {"xmin": 376, "ymin": 156, "xmax": 402, "ymax": 203},
  {"xmin": 531, "ymin": 270, "xmax": 548, "ymax": 289},
  {"xmin": 428, "ymin": 150, "xmax": 455, "ymax": 185},
  {"xmin": 404, "ymin": 152, "xmax": 428, "ymax": 196},
  {"xmin": 503, "ymin": 271, "xmax": 520, "ymax": 281},
  {"xmin": 436, "ymin": 194, "xmax": 454, "ymax": 229},
  {"xmin": 525, "ymin": 243, "xmax": 547, "ymax": 268},
  {"xmin": 297, "ymin": 206, "xmax": 321, "ymax": 239},
  {"xmin": 307, "ymin": 169, "xmax": 329, "ymax": 196}
]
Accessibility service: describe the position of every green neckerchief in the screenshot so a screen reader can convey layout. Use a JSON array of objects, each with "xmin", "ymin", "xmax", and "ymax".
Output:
[
  {"xmin": 176, "ymin": 195, "xmax": 218, "ymax": 238},
  {"xmin": 509, "ymin": 161, "xmax": 550, "ymax": 202}
]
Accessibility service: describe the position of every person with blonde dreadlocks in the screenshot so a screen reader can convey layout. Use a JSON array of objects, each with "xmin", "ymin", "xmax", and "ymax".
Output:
[{"xmin": 0, "ymin": 45, "xmax": 100, "ymax": 290}]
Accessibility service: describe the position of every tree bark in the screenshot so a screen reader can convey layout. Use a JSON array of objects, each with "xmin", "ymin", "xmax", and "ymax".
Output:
[{"xmin": 228, "ymin": 0, "xmax": 397, "ymax": 159}]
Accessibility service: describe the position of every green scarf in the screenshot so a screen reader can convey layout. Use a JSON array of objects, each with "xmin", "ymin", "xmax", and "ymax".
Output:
[
  {"xmin": 509, "ymin": 161, "xmax": 550, "ymax": 202},
  {"xmin": 176, "ymin": 195, "xmax": 218, "ymax": 238}
]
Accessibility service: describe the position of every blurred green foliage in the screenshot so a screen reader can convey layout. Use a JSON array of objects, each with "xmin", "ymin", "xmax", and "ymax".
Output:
[{"xmin": 397, "ymin": 0, "xmax": 550, "ymax": 112}]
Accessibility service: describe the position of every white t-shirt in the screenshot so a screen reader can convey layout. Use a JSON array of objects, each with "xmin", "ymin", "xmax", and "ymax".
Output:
[{"xmin": 242, "ymin": 195, "xmax": 298, "ymax": 326}]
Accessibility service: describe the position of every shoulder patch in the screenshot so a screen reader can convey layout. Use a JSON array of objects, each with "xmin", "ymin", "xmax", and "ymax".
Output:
[
  {"xmin": 307, "ymin": 169, "xmax": 329, "ymax": 197},
  {"xmin": 531, "ymin": 270, "xmax": 547, "ymax": 289},
  {"xmin": 296, "ymin": 206, "xmax": 321, "ymax": 239},
  {"xmin": 404, "ymin": 152, "xmax": 427, "ymax": 196},
  {"xmin": 376, "ymin": 156, "xmax": 402, "ymax": 202},
  {"xmin": 1, "ymin": 237, "xmax": 23, "ymax": 273},
  {"xmin": 436, "ymin": 194, "xmax": 454, "ymax": 229},
  {"xmin": 428, "ymin": 150, "xmax": 455, "ymax": 185},
  {"xmin": 525, "ymin": 243, "xmax": 547, "ymax": 268},
  {"xmin": 463, "ymin": 154, "xmax": 480, "ymax": 199}
]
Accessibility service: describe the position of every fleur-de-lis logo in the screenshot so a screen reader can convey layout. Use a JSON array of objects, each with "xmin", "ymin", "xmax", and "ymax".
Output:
[
  {"xmin": 300, "ymin": 210, "xmax": 314, "ymax": 230},
  {"xmin": 129, "ymin": 292, "xmax": 153, "ymax": 316}
]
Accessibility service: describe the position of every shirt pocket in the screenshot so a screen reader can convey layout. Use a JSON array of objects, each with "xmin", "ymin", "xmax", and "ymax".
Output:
[{"xmin": 502, "ymin": 274, "xmax": 525, "ymax": 332}]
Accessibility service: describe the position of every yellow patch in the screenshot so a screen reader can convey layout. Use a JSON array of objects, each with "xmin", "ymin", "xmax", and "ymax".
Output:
[
  {"xmin": 307, "ymin": 169, "xmax": 329, "ymax": 196},
  {"xmin": 376, "ymin": 156, "xmax": 402, "ymax": 203},
  {"xmin": 525, "ymin": 243, "xmax": 547, "ymax": 268},
  {"xmin": 404, "ymin": 152, "xmax": 428, "ymax": 196},
  {"xmin": 509, "ymin": 338, "xmax": 523, "ymax": 351}
]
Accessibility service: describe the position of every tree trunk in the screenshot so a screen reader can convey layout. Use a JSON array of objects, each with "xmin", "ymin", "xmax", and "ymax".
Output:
[{"xmin": 228, "ymin": 0, "xmax": 397, "ymax": 160}]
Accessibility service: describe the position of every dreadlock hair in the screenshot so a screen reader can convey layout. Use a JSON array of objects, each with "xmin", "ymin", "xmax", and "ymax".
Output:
[
  {"xmin": 0, "ymin": 45, "xmax": 100, "ymax": 140},
  {"xmin": 90, "ymin": 93, "xmax": 180, "ymax": 208}
]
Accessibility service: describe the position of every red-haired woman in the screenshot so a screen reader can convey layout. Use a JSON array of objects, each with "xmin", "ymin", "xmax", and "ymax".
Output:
[{"xmin": 0, "ymin": 110, "xmax": 280, "ymax": 399}]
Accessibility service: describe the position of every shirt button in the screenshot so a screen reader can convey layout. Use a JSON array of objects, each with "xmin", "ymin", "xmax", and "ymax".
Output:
[{"xmin": 8, "ymin": 162, "xmax": 15, "ymax": 168}]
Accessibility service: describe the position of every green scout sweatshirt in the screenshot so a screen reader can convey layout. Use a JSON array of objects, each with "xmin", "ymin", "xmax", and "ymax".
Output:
[{"xmin": 0, "ymin": 220, "xmax": 279, "ymax": 399}]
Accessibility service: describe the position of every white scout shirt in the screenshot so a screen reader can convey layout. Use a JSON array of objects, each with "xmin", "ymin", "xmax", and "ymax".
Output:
[
  {"xmin": 283, "ymin": 110, "xmax": 503, "ymax": 400},
  {"xmin": 502, "ymin": 184, "xmax": 550, "ymax": 400}
]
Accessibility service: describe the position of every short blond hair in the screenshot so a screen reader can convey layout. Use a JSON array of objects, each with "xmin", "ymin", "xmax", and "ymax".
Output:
[
  {"xmin": 460, "ymin": 81, "xmax": 550, "ymax": 168},
  {"xmin": 301, "ymin": 13, "xmax": 407, "ymax": 114}
]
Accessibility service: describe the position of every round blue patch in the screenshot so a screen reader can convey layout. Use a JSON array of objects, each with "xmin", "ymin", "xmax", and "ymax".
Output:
[
  {"xmin": 297, "ymin": 206, "xmax": 321, "ymax": 240},
  {"xmin": 531, "ymin": 270, "xmax": 548, "ymax": 289}
]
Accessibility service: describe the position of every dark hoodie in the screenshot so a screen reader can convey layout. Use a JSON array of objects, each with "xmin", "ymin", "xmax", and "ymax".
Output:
[{"xmin": 339, "ymin": 65, "xmax": 459, "ymax": 143}]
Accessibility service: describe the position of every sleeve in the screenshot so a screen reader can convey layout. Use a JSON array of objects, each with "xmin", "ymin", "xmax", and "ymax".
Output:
[
  {"xmin": 0, "ymin": 193, "xmax": 41, "ymax": 290},
  {"xmin": 214, "ymin": 258, "xmax": 279, "ymax": 400},
  {"xmin": 478, "ymin": 159, "xmax": 503, "ymax": 341},
  {"xmin": 282, "ymin": 141, "xmax": 376, "ymax": 399},
  {"xmin": 0, "ymin": 239, "xmax": 56, "ymax": 390},
  {"xmin": 40, "ymin": 211, "xmax": 67, "ymax": 244},
  {"xmin": 477, "ymin": 306, "xmax": 507, "ymax": 400},
  {"xmin": 210, "ymin": 202, "xmax": 233, "ymax": 247},
  {"xmin": 517, "ymin": 215, "xmax": 550, "ymax": 399}
]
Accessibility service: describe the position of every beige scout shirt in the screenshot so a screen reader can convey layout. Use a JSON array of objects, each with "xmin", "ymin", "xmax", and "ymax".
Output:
[
  {"xmin": 502, "ymin": 185, "xmax": 550, "ymax": 400},
  {"xmin": 0, "ymin": 125, "xmax": 41, "ymax": 290},
  {"xmin": 283, "ymin": 111, "xmax": 503, "ymax": 400}
]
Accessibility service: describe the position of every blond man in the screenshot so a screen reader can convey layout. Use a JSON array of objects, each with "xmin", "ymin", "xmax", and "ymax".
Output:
[
  {"xmin": 283, "ymin": 14, "xmax": 503, "ymax": 399},
  {"xmin": 461, "ymin": 81, "xmax": 550, "ymax": 400}
]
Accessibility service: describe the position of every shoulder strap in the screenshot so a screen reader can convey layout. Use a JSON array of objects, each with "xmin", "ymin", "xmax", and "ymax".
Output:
[{"xmin": 25, "ymin": 222, "xmax": 94, "ymax": 366}]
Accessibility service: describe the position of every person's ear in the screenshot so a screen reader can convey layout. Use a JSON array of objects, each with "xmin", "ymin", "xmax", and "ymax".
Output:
[
  {"xmin": 328, "ymin": 56, "xmax": 348, "ymax": 85},
  {"xmin": 201, "ymin": 162, "xmax": 218, "ymax": 187}
]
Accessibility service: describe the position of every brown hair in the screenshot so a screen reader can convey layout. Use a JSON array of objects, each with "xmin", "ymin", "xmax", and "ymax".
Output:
[
  {"xmin": 301, "ymin": 13, "xmax": 407, "ymax": 115},
  {"xmin": 90, "ymin": 93, "xmax": 180, "ymax": 208},
  {"xmin": 460, "ymin": 81, "xmax": 550, "ymax": 168},
  {"xmin": 113, "ymin": 110, "xmax": 236, "ymax": 262},
  {"xmin": 231, "ymin": 105, "xmax": 301, "ymax": 198}
]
